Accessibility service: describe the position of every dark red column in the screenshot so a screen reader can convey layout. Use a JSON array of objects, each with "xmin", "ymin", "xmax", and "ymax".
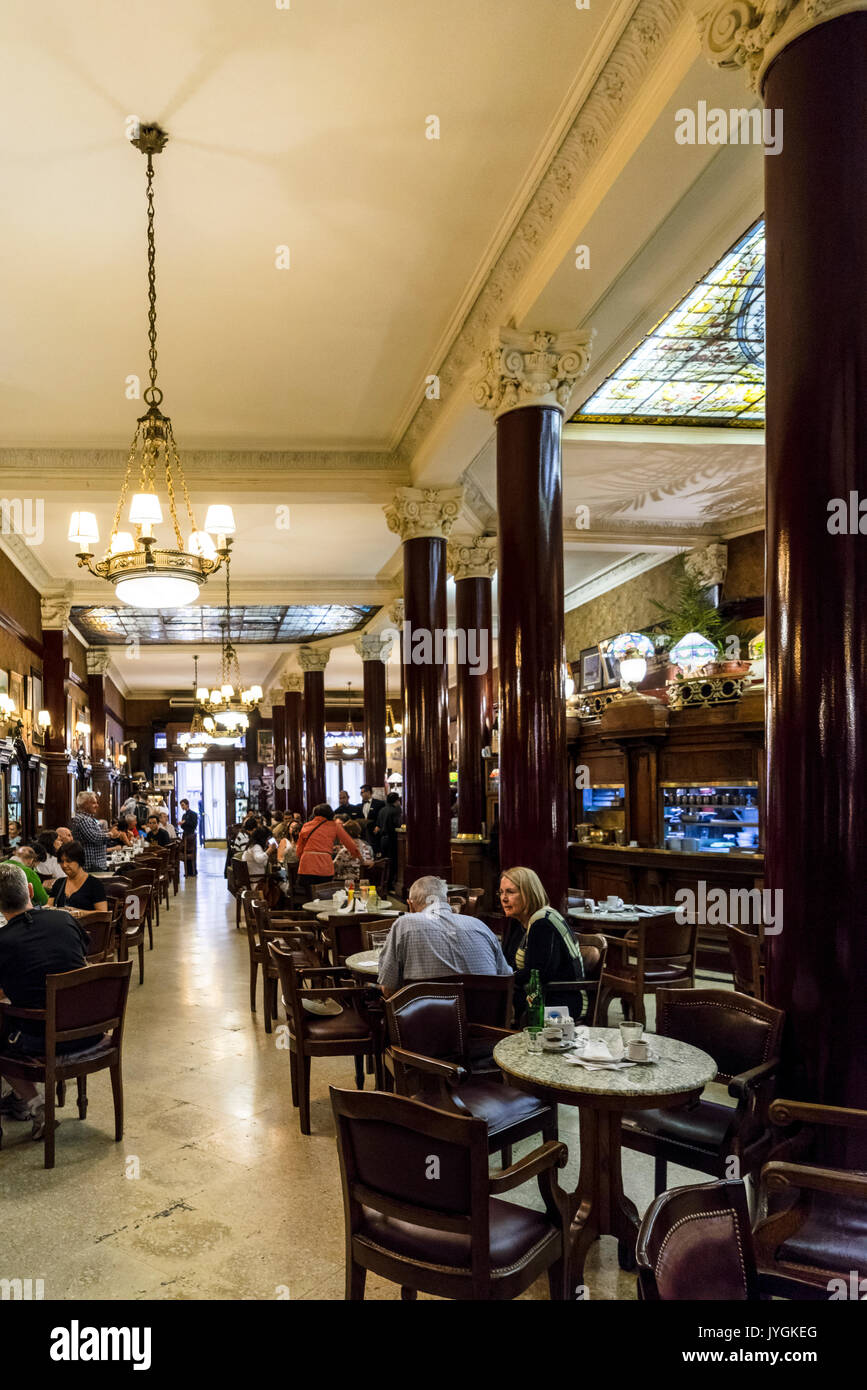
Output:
[
  {"xmin": 271, "ymin": 699, "xmax": 287, "ymax": 814},
  {"xmin": 449, "ymin": 540, "xmax": 496, "ymax": 835},
  {"xmin": 86, "ymin": 665, "xmax": 111, "ymax": 818},
  {"xmin": 496, "ymin": 406, "xmax": 568, "ymax": 909},
  {"xmin": 762, "ymin": 14, "xmax": 867, "ymax": 1156},
  {"xmin": 300, "ymin": 649, "xmax": 328, "ymax": 812},
  {"xmin": 356, "ymin": 635, "xmax": 388, "ymax": 788},
  {"xmin": 284, "ymin": 679, "xmax": 305, "ymax": 818},
  {"xmin": 402, "ymin": 537, "xmax": 451, "ymax": 882},
  {"xmin": 41, "ymin": 617, "xmax": 71, "ymax": 829}
]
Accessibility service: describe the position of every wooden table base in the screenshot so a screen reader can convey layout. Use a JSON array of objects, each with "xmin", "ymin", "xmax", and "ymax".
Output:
[{"xmin": 561, "ymin": 1105, "xmax": 639, "ymax": 1296}]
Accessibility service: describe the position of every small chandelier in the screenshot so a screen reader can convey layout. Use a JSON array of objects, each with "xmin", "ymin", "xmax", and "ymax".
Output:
[
  {"xmin": 327, "ymin": 684, "xmax": 363, "ymax": 757},
  {"xmin": 198, "ymin": 557, "xmax": 262, "ymax": 729},
  {"xmin": 178, "ymin": 656, "xmax": 214, "ymax": 754},
  {"xmin": 68, "ymin": 123, "xmax": 235, "ymax": 608}
]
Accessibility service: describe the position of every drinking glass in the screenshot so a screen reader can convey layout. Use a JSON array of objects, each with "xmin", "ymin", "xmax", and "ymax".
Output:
[
  {"xmin": 368, "ymin": 929, "xmax": 389, "ymax": 950},
  {"xmin": 525, "ymin": 1027, "xmax": 542, "ymax": 1054},
  {"xmin": 620, "ymin": 1021, "xmax": 643, "ymax": 1048}
]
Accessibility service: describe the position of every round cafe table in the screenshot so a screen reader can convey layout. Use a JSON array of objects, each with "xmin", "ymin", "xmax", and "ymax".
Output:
[
  {"xmin": 493, "ymin": 1027, "xmax": 716, "ymax": 1295},
  {"xmin": 303, "ymin": 900, "xmax": 399, "ymax": 917},
  {"xmin": 343, "ymin": 949, "xmax": 381, "ymax": 980}
]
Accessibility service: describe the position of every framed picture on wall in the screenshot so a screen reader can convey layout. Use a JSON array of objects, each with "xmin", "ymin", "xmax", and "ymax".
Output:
[
  {"xmin": 579, "ymin": 647, "xmax": 602, "ymax": 692},
  {"xmin": 38, "ymin": 762, "xmax": 47, "ymax": 804},
  {"xmin": 9, "ymin": 671, "xmax": 23, "ymax": 718},
  {"xmin": 257, "ymin": 730, "xmax": 275, "ymax": 765},
  {"xmin": 0, "ymin": 670, "xmax": 8, "ymax": 698},
  {"xmin": 600, "ymin": 648, "xmax": 620, "ymax": 688},
  {"xmin": 29, "ymin": 670, "xmax": 43, "ymax": 718}
]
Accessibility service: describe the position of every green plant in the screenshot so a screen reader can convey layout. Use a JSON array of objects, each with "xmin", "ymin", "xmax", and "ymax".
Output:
[{"xmin": 650, "ymin": 559, "xmax": 732, "ymax": 654}]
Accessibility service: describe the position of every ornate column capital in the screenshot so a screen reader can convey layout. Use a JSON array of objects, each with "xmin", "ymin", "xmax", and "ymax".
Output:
[
  {"xmin": 298, "ymin": 646, "xmax": 330, "ymax": 673},
  {"xmin": 281, "ymin": 672, "xmax": 304, "ymax": 695},
  {"xmin": 384, "ymin": 487, "xmax": 463, "ymax": 542},
  {"xmin": 447, "ymin": 535, "xmax": 498, "ymax": 582},
  {"xmin": 694, "ymin": 0, "xmax": 867, "ymax": 92},
  {"xmin": 85, "ymin": 649, "xmax": 113, "ymax": 677},
  {"xmin": 473, "ymin": 325, "xmax": 592, "ymax": 420},
  {"xmin": 388, "ymin": 599, "xmax": 405, "ymax": 627},
  {"xmin": 41, "ymin": 597, "xmax": 71, "ymax": 630},
  {"xmin": 685, "ymin": 542, "xmax": 728, "ymax": 589},
  {"xmin": 265, "ymin": 687, "xmax": 286, "ymax": 713},
  {"xmin": 355, "ymin": 633, "xmax": 394, "ymax": 663}
]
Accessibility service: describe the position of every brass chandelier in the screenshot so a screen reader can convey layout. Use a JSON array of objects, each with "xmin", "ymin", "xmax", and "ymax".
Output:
[
  {"xmin": 68, "ymin": 123, "xmax": 235, "ymax": 608},
  {"xmin": 197, "ymin": 556, "xmax": 262, "ymax": 730},
  {"xmin": 178, "ymin": 656, "xmax": 214, "ymax": 758}
]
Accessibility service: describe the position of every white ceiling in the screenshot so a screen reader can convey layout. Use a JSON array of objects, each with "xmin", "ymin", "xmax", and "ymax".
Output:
[{"xmin": 0, "ymin": 1, "xmax": 767, "ymax": 700}]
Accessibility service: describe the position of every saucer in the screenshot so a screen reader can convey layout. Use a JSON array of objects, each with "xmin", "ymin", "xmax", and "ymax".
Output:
[{"xmin": 541, "ymin": 1038, "xmax": 575, "ymax": 1052}]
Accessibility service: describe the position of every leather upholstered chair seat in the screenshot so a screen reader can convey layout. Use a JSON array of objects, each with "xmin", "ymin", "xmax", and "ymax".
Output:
[{"xmin": 356, "ymin": 1198, "xmax": 557, "ymax": 1274}]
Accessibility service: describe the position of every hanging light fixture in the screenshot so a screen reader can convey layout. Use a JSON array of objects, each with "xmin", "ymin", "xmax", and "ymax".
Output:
[
  {"xmin": 178, "ymin": 656, "xmax": 214, "ymax": 754},
  {"xmin": 199, "ymin": 556, "xmax": 262, "ymax": 729},
  {"xmin": 327, "ymin": 683, "xmax": 363, "ymax": 757},
  {"xmin": 68, "ymin": 123, "xmax": 235, "ymax": 608}
]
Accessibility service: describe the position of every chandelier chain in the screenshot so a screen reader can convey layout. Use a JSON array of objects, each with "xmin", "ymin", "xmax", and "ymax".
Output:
[
  {"xmin": 111, "ymin": 428, "xmax": 141, "ymax": 538},
  {"xmin": 145, "ymin": 154, "xmax": 159, "ymax": 398}
]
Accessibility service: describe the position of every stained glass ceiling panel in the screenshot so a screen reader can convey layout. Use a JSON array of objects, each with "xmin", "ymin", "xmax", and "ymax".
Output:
[
  {"xmin": 573, "ymin": 219, "xmax": 765, "ymax": 427},
  {"xmin": 72, "ymin": 604, "xmax": 377, "ymax": 646}
]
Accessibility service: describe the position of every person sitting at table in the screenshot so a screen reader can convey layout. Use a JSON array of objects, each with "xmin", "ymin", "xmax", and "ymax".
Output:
[
  {"xmin": 3, "ymin": 844, "xmax": 49, "ymax": 906},
  {"xmin": 499, "ymin": 866, "xmax": 599, "ymax": 1024},
  {"xmin": 35, "ymin": 831, "xmax": 67, "ymax": 883},
  {"xmin": 123, "ymin": 814, "xmax": 142, "ymax": 841},
  {"xmin": 145, "ymin": 814, "xmax": 171, "ymax": 848},
  {"xmin": 0, "ymin": 863, "xmax": 101, "ymax": 1139},
  {"xmin": 242, "ymin": 826, "xmax": 275, "ymax": 882},
  {"xmin": 158, "ymin": 811, "xmax": 178, "ymax": 841},
  {"xmin": 332, "ymin": 819, "xmax": 374, "ymax": 879},
  {"xmin": 48, "ymin": 840, "xmax": 109, "ymax": 915},
  {"xmin": 377, "ymin": 875, "xmax": 511, "ymax": 997},
  {"xmin": 296, "ymin": 804, "xmax": 359, "ymax": 898},
  {"xmin": 7, "ymin": 820, "xmax": 21, "ymax": 849}
]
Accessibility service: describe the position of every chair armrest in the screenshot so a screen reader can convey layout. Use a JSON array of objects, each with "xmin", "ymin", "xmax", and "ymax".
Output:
[
  {"xmin": 489, "ymin": 1140, "xmax": 569, "ymax": 1194},
  {"xmin": 728, "ymin": 1057, "xmax": 779, "ymax": 1099},
  {"xmin": 546, "ymin": 979, "xmax": 599, "ymax": 992},
  {"xmin": 467, "ymin": 1023, "xmax": 517, "ymax": 1042},
  {"xmin": 760, "ymin": 1160, "xmax": 867, "ymax": 1201},
  {"xmin": 298, "ymin": 986, "xmax": 369, "ymax": 1001},
  {"xmin": 769, "ymin": 1098, "xmax": 867, "ymax": 1130},
  {"xmin": 260, "ymin": 927, "xmax": 315, "ymax": 947},
  {"xmin": 0, "ymin": 1004, "xmax": 46, "ymax": 1022},
  {"xmin": 388, "ymin": 1045, "xmax": 466, "ymax": 1083}
]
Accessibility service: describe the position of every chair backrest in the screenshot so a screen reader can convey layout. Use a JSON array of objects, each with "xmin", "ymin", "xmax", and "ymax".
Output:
[
  {"xmin": 116, "ymin": 883, "xmax": 152, "ymax": 933},
  {"xmin": 45, "ymin": 961, "xmax": 133, "ymax": 1052},
  {"xmin": 362, "ymin": 921, "xmax": 393, "ymax": 951},
  {"xmin": 636, "ymin": 1179, "xmax": 759, "ymax": 1301},
  {"xmin": 385, "ymin": 981, "xmax": 468, "ymax": 1065},
  {"xmin": 656, "ymin": 987, "xmax": 785, "ymax": 1083},
  {"xmin": 313, "ymin": 880, "xmax": 344, "ymax": 900},
  {"xmin": 447, "ymin": 974, "xmax": 513, "ymax": 1028},
  {"xmin": 727, "ymin": 924, "xmax": 764, "ymax": 998},
  {"xmin": 368, "ymin": 858, "xmax": 390, "ymax": 891},
  {"xmin": 125, "ymin": 867, "xmax": 156, "ymax": 890},
  {"xmin": 330, "ymin": 1085, "xmax": 493, "ymax": 1288},
  {"xmin": 77, "ymin": 911, "xmax": 116, "ymax": 963},
  {"xmin": 639, "ymin": 911, "xmax": 699, "ymax": 963},
  {"xmin": 233, "ymin": 857, "xmax": 252, "ymax": 892},
  {"xmin": 466, "ymin": 888, "xmax": 484, "ymax": 916},
  {"xmin": 324, "ymin": 914, "xmax": 393, "ymax": 964},
  {"xmin": 267, "ymin": 941, "xmax": 311, "ymax": 1038},
  {"xmin": 574, "ymin": 932, "xmax": 608, "ymax": 980},
  {"xmin": 240, "ymin": 887, "xmax": 258, "ymax": 933}
]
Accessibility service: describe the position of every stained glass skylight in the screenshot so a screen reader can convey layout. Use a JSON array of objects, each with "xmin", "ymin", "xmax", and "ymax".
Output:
[
  {"xmin": 72, "ymin": 604, "xmax": 377, "ymax": 646},
  {"xmin": 573, "ymin": 219, "xmax": 765, "ymax": 427}
]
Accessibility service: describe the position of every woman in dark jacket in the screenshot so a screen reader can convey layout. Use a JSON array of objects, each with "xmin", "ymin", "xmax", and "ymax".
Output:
[{"xmin": 499, "ymin": 865, "xmax": 598, "ymax": 1023}]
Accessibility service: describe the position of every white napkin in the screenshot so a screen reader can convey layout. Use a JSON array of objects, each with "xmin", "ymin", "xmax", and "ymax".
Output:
[
  {"xmin": 333, "ymin": 890, "xmax": 348, "ymax": 909},
  {"xmin": 582, "ymin": 1040, "xmax": 614, "ymax": 1062}
]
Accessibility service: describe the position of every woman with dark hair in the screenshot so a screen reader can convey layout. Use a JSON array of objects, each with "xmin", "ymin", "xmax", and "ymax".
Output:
[
  {"xmin": 241, "ymin": 825, "xmax": 275, "ymax": 883},
  {"xmin": 296, "ymin": 804, "xmax": 358, "ymax": 897},
  {"xmin": 48, "ymin": 840, "xmax": 109, "ymax": 915},
  {"xmin": 333, "ymin": 819, "xmax": 374, "ymax": 879}
]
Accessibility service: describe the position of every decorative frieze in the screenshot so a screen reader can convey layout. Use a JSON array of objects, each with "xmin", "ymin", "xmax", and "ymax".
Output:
[
  {"xmin": 473, "ymin": 326, "xmax": 593, "ymax": 419},
  {"xmin": 384, "ymin": 487, "xmax": 463, "ymax": 543},
  {"xmin": 447, "ymin": 535, "xmax": 498, "ymax": 582}
]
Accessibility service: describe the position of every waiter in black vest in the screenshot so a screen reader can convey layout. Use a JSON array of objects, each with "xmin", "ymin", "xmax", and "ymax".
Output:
[{"xmin": 180, "ymin": 798, "xmax": 199, "ymax": 877}]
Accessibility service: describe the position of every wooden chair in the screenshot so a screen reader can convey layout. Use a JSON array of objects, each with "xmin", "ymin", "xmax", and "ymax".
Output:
[
  {"xmin": 367, "ymin": 858, "xmax": 390, "ymax": 894},
  {"xmin": 539, "ymin": 931, "xmax": 609, "ymax": 1026},
  {"xmin": 320, "ymin": 915, "xmax": 394, "ymax": 969},
  {"xmin": 466, "ymin": 888, "xmax": 484, "ymax": 916},
  {"xmin": 77, "ymin": 911, "xmax": 116, "ymax": 963},
  {"xmin": 267, "ymin": 943, "xmax": 384, "ymax": 1134},
  {"xmin": 312, "ymin": 880, "xmax": 346, "ymax": 900},
  {"xmin": 229, "ymin": 856, "xmax": 251, "ymax": 929},
  {"xmin": 106, "ymin": 882, "xmax": 152, "ymax": 986},
  {"xmin": 753, "ymin": 1098, "xmax": 867, "ymax": 1299},
  {"xmin": 727, "ymin": 923, "xmax": 766, "ymax": 1000},
  {"xmin": 242, "ymin": 895, "xmax": 318, "ymax": 1030},
  {"xmin": 124, "ymin": 866, "xmax": 158, "ymax": 945},
  {"xmin": 361, "ymin": 922, "xmax": 393, "ymax": 951},
  {"xmin": 384, "ymin": 980, "xmax": 555, "ymax": 1168},
  {"xmin": 331, "ymin": 1086, "xmax": 568, "ymax": 1301},
  {"xmin": 168, "ymin": 840, "xmax": 181, "ymax": 894},
  {"xmin": 622, "ymin": 987, "xmax": 785, "ymax": 1196},
  {"xmin": 0, "ymin": 961, "xmax": 133, "ymax": 1168},
  {"xmin": 597, "ymin": 912, "xmax": 698, "ymax": 1026},
  {"xmin": 636, "ymin": 1178, "xmax": 760, "ymax": 1301},
  {"xmin": 138, "ymin": 852, "xmax": 171, "ymax": 915}
]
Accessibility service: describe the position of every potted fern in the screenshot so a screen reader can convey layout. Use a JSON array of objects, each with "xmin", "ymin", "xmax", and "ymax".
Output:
[{"xmin": 651, "ymin": 561, "xmax": 750, "ymax": 677}]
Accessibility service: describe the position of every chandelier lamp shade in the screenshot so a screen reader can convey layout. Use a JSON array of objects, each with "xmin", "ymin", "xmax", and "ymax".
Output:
[
  {"xmin": 67, "ymin": 123, "xmax": 235, "ymax": 608},
  {"xmin": 198, "ymin": 557, "xmax": 262, "ymax": 730}
]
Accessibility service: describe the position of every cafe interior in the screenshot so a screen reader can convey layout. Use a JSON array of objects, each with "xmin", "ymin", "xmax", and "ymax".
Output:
[{"xmin": 0, "ymin": 0, "xmax": 864, "ymax": 1307}]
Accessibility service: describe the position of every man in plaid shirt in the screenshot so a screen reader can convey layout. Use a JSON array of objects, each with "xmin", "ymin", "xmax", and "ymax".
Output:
[
  {"xmin": 70, "ymin": 791, "xmax": 111, "ymax": 871},
  {"xmin": 377, "ymin": 876, "xmax": 511, "ymax": 995}
]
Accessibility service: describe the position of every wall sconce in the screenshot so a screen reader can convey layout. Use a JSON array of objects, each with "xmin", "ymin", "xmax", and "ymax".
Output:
[
  {"xmin": 75, "ymin": 720, "xmax": 91, "ymax": 736},
  {"xmin": 118, "ymin": 753, "xmax": 127, "ymax": 766},
  {"xmin": 37, "ymin": 709, "xmax": 52, "ymax": 739}
]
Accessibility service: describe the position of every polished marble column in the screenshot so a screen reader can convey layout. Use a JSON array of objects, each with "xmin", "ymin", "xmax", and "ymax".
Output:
[
  {"xmin": 85, "ymin": 649, "xmax": 113, "ymax": 818},
  {"xmin": 299, "ymin": 646, "xmax": 329, "ymax": 812},
  {"xmin": 385, "ymin": 488, "xmax": 463, "ymax": 883},
  {"xmin": 40, "ymin": 599, "xmax": 72, "ymax": 829},
  {"xmin": 355, "ymin": 633, "xmax": 392, "ymax": 789},
  {"xmin": 447, "ymin": 537, "xmax": 496, "ymax": 836},
  {"xmin": 269, "ymin": 690, "xmax": 287, "ymax": 814},
  {"xmin": 282, "ymin": 674, "xmax": 305, "ymax": 817},
  {"xmin": 697, "ymin": 0, "xmax": 867, "ymax": 1157},
  {"xmin": 475, "ymin": 327, "xmax": 591, "ymax": 911}
]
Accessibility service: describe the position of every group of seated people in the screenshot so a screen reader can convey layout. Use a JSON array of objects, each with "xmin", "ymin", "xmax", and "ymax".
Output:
[
  {"xmin": 376, "ymin": 867, "xmax": 600, "ymax": 1025},
  {"xmin": 237, "ymin": 787, "xmax": 404, "ymax": 895}
]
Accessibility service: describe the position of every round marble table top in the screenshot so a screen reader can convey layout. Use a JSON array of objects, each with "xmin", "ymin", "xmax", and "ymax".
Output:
[
  {"xmin": 302, "ymin": 899, "xmax": 397, "ymax": 914},
  {"xmin": 494, "ymin": 1027, "xmax": 716, "ymax": 1102},
  {"xmin": 567, "ymin": 908, "xmax": 639, "ymax": 925},
  {"xmin": 344, "ymin": 949, "xmax": 382, "ymax": 978}
]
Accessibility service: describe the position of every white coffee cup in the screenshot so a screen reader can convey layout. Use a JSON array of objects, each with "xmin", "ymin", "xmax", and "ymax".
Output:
[
  {"xmin": 627, "ymin": 1039, "xmax": 650, "ymax": 1062},
  {"xmin": 606, "ymin": 895, "xmax": 624, "ymax": 910}
]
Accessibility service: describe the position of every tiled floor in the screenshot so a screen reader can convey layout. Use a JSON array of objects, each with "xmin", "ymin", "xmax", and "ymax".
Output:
[{"xmin": 0, "ymin": 850, "xmax": 724, "ymax": 1301}]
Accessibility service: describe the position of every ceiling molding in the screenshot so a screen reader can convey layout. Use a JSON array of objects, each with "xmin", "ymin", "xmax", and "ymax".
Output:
[
  {"xmin": 565, "ymin": 548, "xmax": 678, "ymax": 611},
  {"xmin": 0, "ymin": 532, "xmax": 54, "ymax": 597},
  {"xmin": 394, "ymin": 0, "xmax": 689, "ymax": 469}
]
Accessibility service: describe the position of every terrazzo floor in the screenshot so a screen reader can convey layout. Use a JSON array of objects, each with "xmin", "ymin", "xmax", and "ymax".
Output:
[{"xmin": 0, "ymin": 849, "xmax": 730, "ymax": 1301}]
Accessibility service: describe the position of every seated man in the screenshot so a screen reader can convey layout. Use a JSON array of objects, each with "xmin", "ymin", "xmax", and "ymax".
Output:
[
  {"xmin": 0, "ymin": 863, "xmax": 93, "ymax": 1139},
  {"xmin": 377, "ymin": 875, "xmax": 511, "ymax": 996},
  {"xmin": 4, "ymin": 844, "xmax": 49, "ymax": 906},
  {"xmin": 144, "ymin": 814, "xmax": 171, "ymax": 847}
]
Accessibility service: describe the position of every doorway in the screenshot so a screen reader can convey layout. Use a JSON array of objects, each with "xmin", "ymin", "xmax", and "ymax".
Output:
[{"xmin": 202, "ymin": 762, "xmax": 227, "ymax": 842}]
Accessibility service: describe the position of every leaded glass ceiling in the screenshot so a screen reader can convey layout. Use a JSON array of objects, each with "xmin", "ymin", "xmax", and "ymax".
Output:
[
  {"xmin": 71, "ymin": 604, "xmax": 377, "ymax": 645},
  {"xmin": 573, "ymin": 219, "xmax": 765, "ymax": 428}
]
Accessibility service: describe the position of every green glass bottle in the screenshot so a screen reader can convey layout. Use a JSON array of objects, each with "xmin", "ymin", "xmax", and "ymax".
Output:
[{"xmin": 526, "ymin": 969, "xmax": 545, "ymax": 1033}]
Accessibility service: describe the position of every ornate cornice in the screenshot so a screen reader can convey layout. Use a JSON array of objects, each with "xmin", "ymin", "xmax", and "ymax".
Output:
[
  {"xmin": 447, "ymin": 535, "xmax": 498, "ymax": 582},
  {"xmin": 384, "ymin": 487, "xmax": 464, "ymax": 543},
  {"xmin": 473, "ymin": 326, "xmax": 593, "ymax": 419},
  {"xmin": 354, "ymin": 633, "xmax": 394, "ymax": 663},
  {"xmin": 85, "ymin": 649, "xmax": 113, "ymax": 677},
  {"xmin": 298, "ymin": 646, "xmax": 331, "ymax": 673},
  {"xmin": 40, "ymin": 597, "xmax": 71, "ymax": 630},
  {"xmin": 694, "ymin": 0, "xmax": 867, "ymax": 91},
  {"xmin": 395, "ymin": 0, "xmax": 684, "ymax": 461}
]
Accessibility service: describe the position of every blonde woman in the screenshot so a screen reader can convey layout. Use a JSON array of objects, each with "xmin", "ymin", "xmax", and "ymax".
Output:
[{"xmin": 499, "ymin": 866, "xmax": 598, "ymax": 1022}]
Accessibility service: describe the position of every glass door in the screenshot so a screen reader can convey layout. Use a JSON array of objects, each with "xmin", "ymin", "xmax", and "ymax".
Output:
[
  {"xmin": 174, "ymin": 761, "xmax": 203, "ymax": 839},
  {"xmin": 202, "ymin": 761, "xmax": 227, "ymax": 843}
]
